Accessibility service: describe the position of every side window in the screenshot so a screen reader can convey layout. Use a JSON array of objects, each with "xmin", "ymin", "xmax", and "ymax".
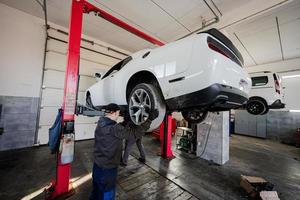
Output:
[
  {"xmin": 251, "ymin": 76, "xmax": 268, "ymax": 86},
  {"xmin": 102, "ymin": 56, "xmax": 132, "ymax": 79}
]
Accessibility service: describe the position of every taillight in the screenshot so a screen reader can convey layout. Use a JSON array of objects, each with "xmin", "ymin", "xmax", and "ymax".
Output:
[
  {"xmin": 207, "ymin": 36, "xmax": 243, "ymax": 67},
  {"xmin": 275, "ymin": 80, "xmax": 280, "ymax": 94},
  {"xmin": 273, "ymin": 73, "xmax": 280, "ymax": 94},
  {"xmin": 208, "ymin": 42, "xmax": 229, "ymax": 59}
]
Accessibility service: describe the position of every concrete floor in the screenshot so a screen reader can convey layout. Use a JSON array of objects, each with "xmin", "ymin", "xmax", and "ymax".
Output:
[{"xmin": 0, "ymin": 134, "xmax": 299, "ymax": 200}]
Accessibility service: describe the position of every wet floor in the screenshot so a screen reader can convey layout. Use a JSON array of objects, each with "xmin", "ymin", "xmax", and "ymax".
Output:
[{"xmin": 0, "ymin": 134, "xmax": 299, "ymax": 200}]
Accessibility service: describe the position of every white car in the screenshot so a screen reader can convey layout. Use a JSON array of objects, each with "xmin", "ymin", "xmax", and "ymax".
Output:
[
  {"xmin": 246, "ymin": 72, "xmax": 285, "ymax": 115},
  {"xmin": 86, "ymin": 29, "xmax": 251, "ymax": 131}
]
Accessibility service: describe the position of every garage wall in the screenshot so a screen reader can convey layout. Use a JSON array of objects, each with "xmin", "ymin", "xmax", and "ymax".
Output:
[
  {"xmin": 0, "ymin": 3, "xmax": 130, "ymax": 150},
  {"xmin": 0, "ymin": 3, "xmax": 44, "ymax": 151},
  {"xmin": 37, "ymin": 27, "xmax": 127, "ymax": 145},
  {"xmin": 0, "ymin": 4, "xmax": 45, "ymax": 98}
]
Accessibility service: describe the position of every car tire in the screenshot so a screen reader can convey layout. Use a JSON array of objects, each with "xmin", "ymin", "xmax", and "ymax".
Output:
[
  {"xmin": 261, "ymin": 106, "xmax": 269, "ymax": 115},
  {"xmin": 128, "ymin": 83, "xmax": 166, "ymax": 131},
  {"xmin": 246, "ymin": 97, "xmax": 267, "ymax": 115},
  {"xmin": 181, "ymin": 110, "xmax": 208, "ymax": 124}
]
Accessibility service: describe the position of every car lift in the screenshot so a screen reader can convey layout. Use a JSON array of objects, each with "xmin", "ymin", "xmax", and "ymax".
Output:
[{"xmin": 46, "ymin": 0, "xmax": 174, "ymax": 199}]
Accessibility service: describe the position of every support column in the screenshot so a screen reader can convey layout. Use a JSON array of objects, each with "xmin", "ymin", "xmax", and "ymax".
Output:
[
  {"xmin": 46, "ymin": 0, "xmax": 84, "ymax": 199},
  {"xmin": 196, "ymin": 112, "xmax": 229, "ymax": 165}
]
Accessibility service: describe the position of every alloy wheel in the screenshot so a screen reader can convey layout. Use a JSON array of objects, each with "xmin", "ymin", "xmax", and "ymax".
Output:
[{"xmin": 129, "ymin": 88, "xmax": 151, "ymax": 125}]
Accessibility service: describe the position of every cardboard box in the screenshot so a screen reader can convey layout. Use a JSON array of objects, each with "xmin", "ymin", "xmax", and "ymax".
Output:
[{"xmin": 240, "ymin": 175, "xmax": 270, "ymax": 198}]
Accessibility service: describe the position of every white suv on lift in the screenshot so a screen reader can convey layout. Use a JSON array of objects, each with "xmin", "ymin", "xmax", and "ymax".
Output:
[
  {"xmin": 86, "ymin": 29, "xmax": 251, "ymax": 131},
  {"xmin": 246, "ymin": 72, "xmax": 285, "ymax": 115}
]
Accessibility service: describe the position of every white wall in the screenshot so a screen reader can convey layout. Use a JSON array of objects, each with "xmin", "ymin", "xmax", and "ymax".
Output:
[
  {"xmin": 280, "ymin": 71, "xmax": 300, "ymax": 110},
  {"xmin": 0, "ymin": 3, "xmax": 131, "ymax": 146},
  {"xmin": 0, "ymin": 3, "xmax": 45, "ymax": 97}
]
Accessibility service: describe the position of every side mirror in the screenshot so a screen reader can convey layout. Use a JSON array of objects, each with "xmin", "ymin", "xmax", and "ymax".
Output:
[{"xmin": 95, "ymin": 73, "xmax": 101, "ymax": 79}]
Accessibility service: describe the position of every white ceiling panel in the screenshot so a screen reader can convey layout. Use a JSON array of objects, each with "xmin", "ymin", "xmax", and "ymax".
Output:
[
  {"xmin": 152, "ymin": 0, "xmax": 200, "ymax": 20},
  {"xmin": 276, "ymin": 1, "xmax": 300, "ymax": 60},
  {"xmin": 225, "ymin": 32, "xmax": 256, "ymax": 67},
  {"xmin": 155, "ymin": 22, "xmax": 189, "ymax": 42},
  {"xmin": 237, "ymin": 25, "xmax": 282, "ymax": 65},
  {"xmin": 280, "ymin": 19, "xmax": 300, "ymax": 60},
  {"xmin": 0, "ymin": 0, "xmax": 299, "ymax": 68},
  {"xmin": 178, "ymin": 2, "xmax": 215, "ymax": 32},
  {"xmin": 94, "ymin": 0, "xmax": 173, "ymax": 34},
  {"xmin": 211, "ymin": 0, "xmax": 250, "ymax": 15}
]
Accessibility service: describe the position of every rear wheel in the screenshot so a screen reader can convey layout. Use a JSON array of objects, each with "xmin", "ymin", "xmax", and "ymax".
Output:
[
  {"xmin": 181, "ymin": 110, "xmax": 208, "ymax": 124},
  {"xmin": 246, "ymin": 97, "xmax": 268, "ymax": 115},
  {"xmin": 261, "ymin": 106, "xmax": 269, "ymax": 115},
  {"xmin": 128, "ymin": 83, "xmax": 166, "ymax": 131}
]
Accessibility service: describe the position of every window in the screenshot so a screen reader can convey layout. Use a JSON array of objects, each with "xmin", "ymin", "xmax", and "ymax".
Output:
[
  {"xmin": 251, "ymin": 76, "xmax": 268, "ymax": 86},
  {"xmin": 102, "ymin": 56, "xmax": 132, "ymax": 79}
]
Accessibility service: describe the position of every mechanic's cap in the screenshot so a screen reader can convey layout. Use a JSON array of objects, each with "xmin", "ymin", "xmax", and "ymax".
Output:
[{"xmin": 104, "ymin": 103, "xmax": 120, "ymax": 113}]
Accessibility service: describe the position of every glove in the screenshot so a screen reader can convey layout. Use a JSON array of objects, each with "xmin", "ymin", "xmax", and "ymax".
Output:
[
  {"xmin": 121, "ymin": 110, "xmax": 131, "ymax": 126},
  {"xmin": 148, "ymin": 109, "xmax": 159, "ymax": 120}
]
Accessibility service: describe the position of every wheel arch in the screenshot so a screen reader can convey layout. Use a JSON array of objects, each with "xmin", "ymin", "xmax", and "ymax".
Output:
[
  {"xmin": 249, "ymin": 96, "xmax": 268, "ymax": 106},
  {"xmin": 126, "ymin": 70, "xmax": 164, "ymax": 103}
]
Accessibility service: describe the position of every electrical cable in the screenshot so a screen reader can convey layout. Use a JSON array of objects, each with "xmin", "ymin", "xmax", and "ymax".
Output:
[{"xmin": 197, "ymin": 113, "xmax": 216, "ymax": 157}]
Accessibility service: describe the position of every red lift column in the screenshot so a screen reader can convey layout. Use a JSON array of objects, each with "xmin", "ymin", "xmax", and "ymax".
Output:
[
  {"xmin": 160, "ymin": 115, "xmax": 175, "ymax": 158},
  {"xmin": 47, "ymin": 0, "xmax": 84, "ymax": 199}
]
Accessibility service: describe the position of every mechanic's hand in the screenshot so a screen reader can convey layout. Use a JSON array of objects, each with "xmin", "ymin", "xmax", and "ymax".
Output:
[{"xmin": 148, "ymin": 109, "xmax": 159, "ymax": 120}]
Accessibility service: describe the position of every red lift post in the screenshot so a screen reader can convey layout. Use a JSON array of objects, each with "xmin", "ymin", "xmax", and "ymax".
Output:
[{"xmin": 46, "ymin": 0, "xmax": 174, "ymax": 198}]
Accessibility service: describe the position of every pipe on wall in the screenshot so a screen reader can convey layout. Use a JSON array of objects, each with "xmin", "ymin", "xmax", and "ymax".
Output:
[{"xmin": 34, "ymin": 0, "xmax": 48, "ymax": 145}]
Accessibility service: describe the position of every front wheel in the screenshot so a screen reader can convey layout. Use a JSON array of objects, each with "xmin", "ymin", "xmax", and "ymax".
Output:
[
  {"xmin": 181, "ymin": 110, "xmax": 208, "ymax": 124},
  {"xmin": 128, "ymin": 83, "xmax": 166, "ymax": 131}
]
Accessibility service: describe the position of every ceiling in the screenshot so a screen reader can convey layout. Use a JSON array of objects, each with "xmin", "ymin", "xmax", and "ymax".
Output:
[{"xmin": 0, "ymin": 0, "xmax": 299, "ymax": 67}]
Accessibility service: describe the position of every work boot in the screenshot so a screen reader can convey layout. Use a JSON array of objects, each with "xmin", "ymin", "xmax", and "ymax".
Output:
[{"xmin": 138, "ymin": 158, "xmax": 146, "ymax": 163}]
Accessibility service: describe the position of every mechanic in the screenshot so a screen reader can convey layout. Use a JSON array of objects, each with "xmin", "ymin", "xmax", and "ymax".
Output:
[
  {"xmin": 121, "ymin": 111, "xmax": 146, "ymax": 166},
  {"xmin": 89, "ymin": 103, "xmax": 158, "ymax": 200}
]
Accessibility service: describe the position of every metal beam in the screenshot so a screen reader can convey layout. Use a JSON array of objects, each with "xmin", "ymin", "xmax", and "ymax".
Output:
[{"xmin": 276, "ymin": 16, "xmax": 284, "ymax": 61}]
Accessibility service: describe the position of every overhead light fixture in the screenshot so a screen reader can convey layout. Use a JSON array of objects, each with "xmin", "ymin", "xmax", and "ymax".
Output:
[
  {"xmin": 289, "ymin": 110, "xmax": 300, "ymax": 113},
  {"xmin": 282, "ymin": 74, "xmax": 300, "ymax": 79}
]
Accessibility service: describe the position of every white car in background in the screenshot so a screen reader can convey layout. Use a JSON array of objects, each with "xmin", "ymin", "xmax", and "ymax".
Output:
[
  {"xmin": 246, "ymin": 72, "xmax": 285, "ymax": 115},
  {"xmin": 86, "ymin": 29, "xmax": 251, "ymax": 131}
]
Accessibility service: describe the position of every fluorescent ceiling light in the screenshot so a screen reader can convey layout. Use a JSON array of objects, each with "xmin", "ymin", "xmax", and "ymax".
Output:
[
  {"xmin": 289, "ymin": 110, "xmax": 300, "ymax": 112},
  {"xmin": 282, "ymin": 74, "xmax": 300, "ymax": 79}
]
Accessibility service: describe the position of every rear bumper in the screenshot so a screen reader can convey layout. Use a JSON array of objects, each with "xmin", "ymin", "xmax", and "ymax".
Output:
[
  {"xmin": 269, "ymin": 99, "xmax": 285, "ymax": 109},
  {"xmin": 166, "ymin": 83, "xmax": 248, "ymax": 111}
]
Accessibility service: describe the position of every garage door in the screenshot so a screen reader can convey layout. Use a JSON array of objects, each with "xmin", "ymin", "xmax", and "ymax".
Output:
[{"xmin": 37, "ymin": 27, "xmax": 126, "ymax": 145}]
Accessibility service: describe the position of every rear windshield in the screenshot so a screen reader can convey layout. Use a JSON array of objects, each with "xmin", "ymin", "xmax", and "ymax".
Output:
[{"xmin": 251, "ymin": 76, "xmax": 268, "ymax": 86}]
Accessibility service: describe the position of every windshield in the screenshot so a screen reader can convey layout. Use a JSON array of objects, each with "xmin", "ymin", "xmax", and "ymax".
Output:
[{"xmin": 102, "ymin": 56, "xmax": 132, "ymax": 79}]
